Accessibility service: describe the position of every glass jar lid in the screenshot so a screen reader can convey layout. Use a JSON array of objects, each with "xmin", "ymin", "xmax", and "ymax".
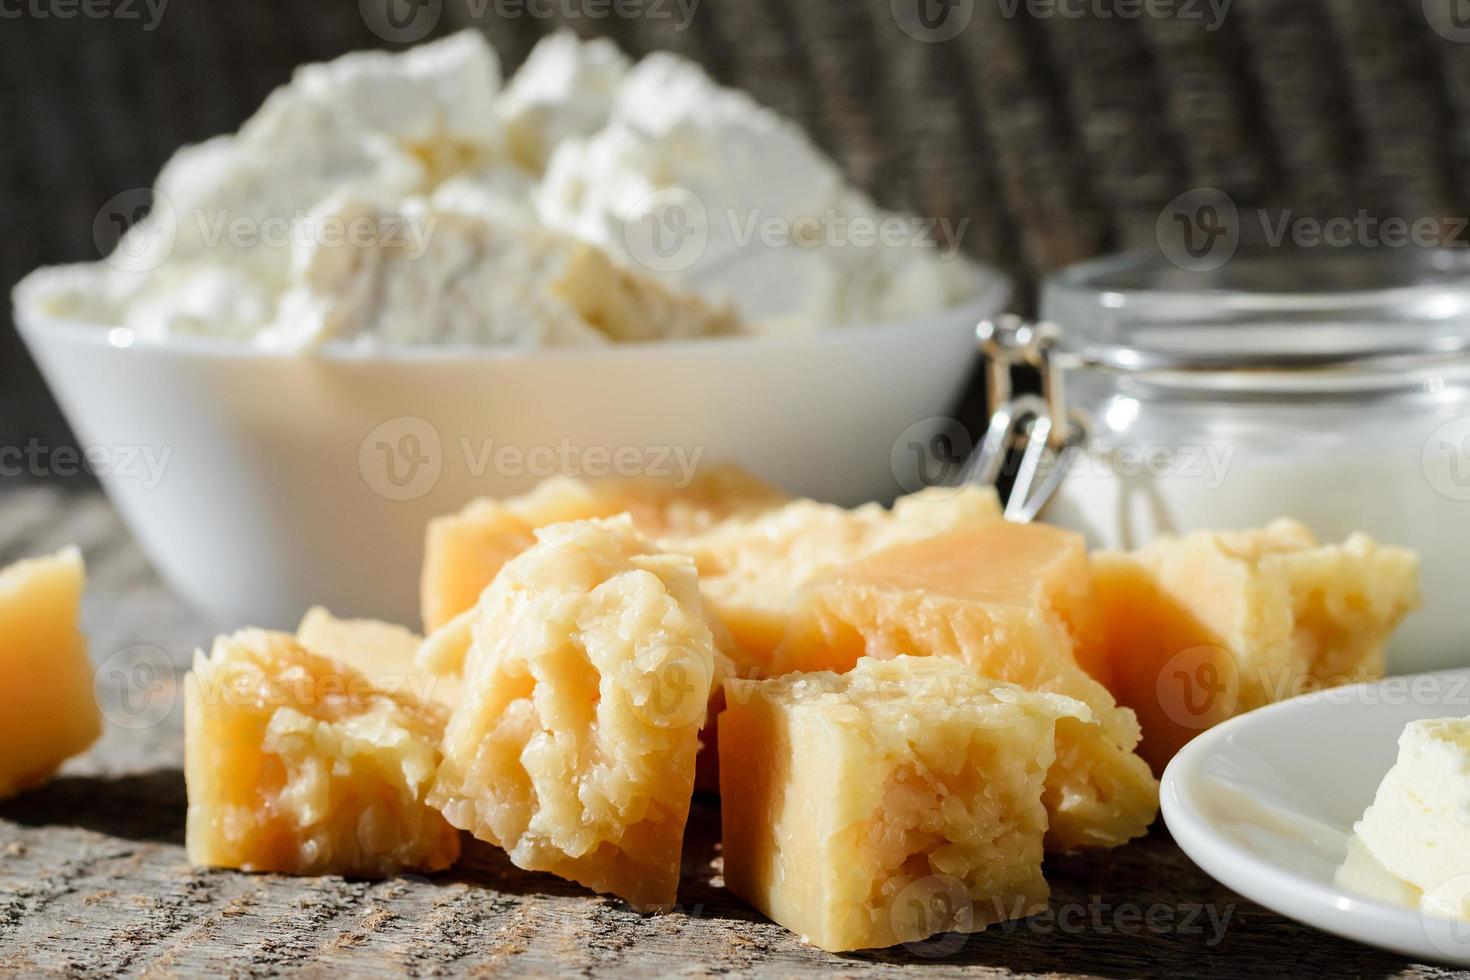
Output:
[{"xmin": 1040, "ymin": 247, "xmax": 1470, "ymax": 394}]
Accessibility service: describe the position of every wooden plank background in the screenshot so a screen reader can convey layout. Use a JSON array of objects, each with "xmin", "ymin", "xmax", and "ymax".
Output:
[{"xmin": 0, "ymin": 486, "xmax": 1455, "ymax": 977}]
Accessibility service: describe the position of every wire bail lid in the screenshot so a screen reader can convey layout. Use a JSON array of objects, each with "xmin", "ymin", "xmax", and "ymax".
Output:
[{"xmin": 967, "ymin": 316, "xmax": 1087, "ymax": 523}]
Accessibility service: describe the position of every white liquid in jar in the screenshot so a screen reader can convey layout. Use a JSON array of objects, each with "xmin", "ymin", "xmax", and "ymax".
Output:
[{"xmin": 1045, "ymin": 417, "xmax": 1470, "ymax": 676}]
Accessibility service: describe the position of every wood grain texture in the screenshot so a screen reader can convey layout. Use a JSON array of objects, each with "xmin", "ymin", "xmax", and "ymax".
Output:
[{"xmin": 0, "ymin": 487, "xmax": 1457, "ymax": 977}]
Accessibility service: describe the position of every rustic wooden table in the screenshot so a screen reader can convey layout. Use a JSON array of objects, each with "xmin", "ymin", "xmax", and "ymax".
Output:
[{"xmin": 0, "ymin": 485, "xmax": 1456, "ymax": 978}]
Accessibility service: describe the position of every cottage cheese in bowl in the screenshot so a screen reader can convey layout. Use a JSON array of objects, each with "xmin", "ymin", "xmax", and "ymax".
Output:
[
  {"xmin": 18, "ymin": 30, "xmax": 983, "ymax": 351},
  {"xmin": 12, "ymin": 31, "xmax": 1004, "ymax": 627}
]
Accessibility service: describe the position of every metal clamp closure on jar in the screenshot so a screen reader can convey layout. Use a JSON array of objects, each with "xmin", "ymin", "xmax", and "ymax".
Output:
[{"xmin": 969, "ymin": 316, "xmax": 1088, "ymax": 524}]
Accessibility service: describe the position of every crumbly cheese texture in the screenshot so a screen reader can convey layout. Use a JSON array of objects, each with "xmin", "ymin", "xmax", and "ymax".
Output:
[
  {"xmin": 184, "ymin": 630, "xmax": 460, "ymax": 877},
  {"xmin": 1355, "ymin": 717, "xmax": 1470, "ymax": 920},
  {"xmin": 535, "ymin": 53, "xmax": 976, "ymax": 327},
  {"xmin": 420, "ymin": 467, "xmax": 787, "ymax": 636},
  {"xmin": 18, "ymin": 31, "xmax": 974, "ymax": 344},
  {"xmin": 259, "ymin": 194, "xmax": 736, "ymax": 351},
  {"xmin": 776, "ymin": 521, "xmax": 1158, "ymax": 851},
  {"xmin": 428, "ymin": 518, "xmax": 716, "ymax": 911},
  {"xmin": 0, "ymin": 548, "xmax": 100, "ymax": 800},
  {"xmin": 719, "ymin": 656, "xmax": 1086, "ymax": 952},
  {"xmin": 1091, "ymin": 519, "xmax": 1420, "ymax": 770},
  {"xmin": 296, "ymin": 606, "xmax": 456, "ymax": 708},
  {"xmin": 665, "ymin": 486, "xmax": 1004, "ymax": 675}
]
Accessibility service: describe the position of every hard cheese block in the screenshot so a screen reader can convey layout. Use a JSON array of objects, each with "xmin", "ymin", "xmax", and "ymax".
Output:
[
  {"xmin": 296, "ymin": 606, "xmax": 457, "ymax": 708},
  {"xmin": 719, "ymin": 656, "xmax": 1086, "ymax": 953},
  {"xmin": 1355, "ymin": 717, "xmax": 1470, "ymax": 919},
  {"xmin": 421, "ymin": 467, "xmax": 787, "ymax": 632},
  {"xmin": 185, "ymin": 629, "xmax": 460, "ymax": 877},
  {"xmin": 666, "ymin": 486, "xmax": 1002, "ymax": 675},
  {"xmin": 777, "ymin": 520, "xmax": 1158, "ymax": 851},
  {"xmin": 1092, "ymin": 519, "xmax": 1420, "ymax": 770},
  {"xmin": 0, "ymin": 547, "xmax": 100, "ymax": 799},
  {"xmin": 428, "ymin": 517, "xmax": 716, "ymax": 911}
]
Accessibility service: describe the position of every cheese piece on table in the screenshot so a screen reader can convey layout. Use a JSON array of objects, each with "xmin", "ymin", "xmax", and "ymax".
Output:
[
  {"xmin": 428, "ymin": 518, "xmax": 716, "ymax": 911},
  {"xmin": 1355, "ymin": 717, "xmax": 1470, "ymax": 920},
  {"xmin": 296, "ymin": 606, "xmax": 456, "ymax": 708},
  {"xmin": 719, "ymin": 656, "xmax": 1086, "ymax": 952},
  {"xmin": 0, "ymin": 548, "xmax": 100, "ymax": 800},
  {"xmin": 184, "ymin": 630, "xmax": 459, "ymax": 877},
  {"xmin": 1092, "ymin": 519, "xmax": 1420, "ymax": 770},
  {"xmin": 667, "ymin": 486, "xmax": 1003, "ymax": 676},
  {"xmin": 777, "ymin": 521, "xmax": 1158, "ymax": 851},
  {"xmin": 421, "ymin": 467, "xmax": 787, "ymax": 634}
]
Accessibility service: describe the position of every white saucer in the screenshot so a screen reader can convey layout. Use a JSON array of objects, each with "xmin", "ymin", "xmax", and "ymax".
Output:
[{"xmin": 1161, "ymin": 669, "xmax": 1470, "ymax": 966}]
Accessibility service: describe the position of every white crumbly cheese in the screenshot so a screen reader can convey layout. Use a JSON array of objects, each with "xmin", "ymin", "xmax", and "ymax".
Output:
[
  {"xmin": 121, "ymin": 265, "xmax": 274, "ymax": 342},
  {"xmin": 534, "ymin": 50, "xmax": 973, "ymax": 326},
  {"xmin": 1356, "ymin": 717, "xmax": 1470, "ymax": 920},
  {"xmin": 430, "ymin": 164, "xmax": 539, "ymax": 227},
  {"xmin": 261, "ymin": 194, "xmax": 734, "ymax": 351},
  {"xmin": 17, "ymin": 30, "xmax": 976, "ymax": 347},
  {"xmin": 496, "ymin": 32, "xmax": 629, "ymax": 173}
]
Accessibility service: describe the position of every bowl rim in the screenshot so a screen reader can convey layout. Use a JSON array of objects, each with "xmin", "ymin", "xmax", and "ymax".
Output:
[{"xmin": 12, "ymin": 263, "xmax": 1011, "ymax": 364}]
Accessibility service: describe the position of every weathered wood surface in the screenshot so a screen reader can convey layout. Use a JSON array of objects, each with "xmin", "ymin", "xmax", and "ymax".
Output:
[{"xmin": 0, "ymin": 485, "xmax": 1459, "ymax": 978}]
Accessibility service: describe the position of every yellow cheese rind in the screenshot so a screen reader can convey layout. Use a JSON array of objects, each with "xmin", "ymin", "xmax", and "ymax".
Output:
[
  {"xmin": 1093, "ymin": 519, "xmax": 1421, "ymax": 770},
  {"xmin": 420, "ymin": 468, "xmax": 787, "ymax": 633},
  {"xmin": 719, "ymin": 656, "xmax": 1084, "ymax": 952},
  {"xmin": 0, "ymin": 547, "xmax": 100, "ymax": 800},
  {"xmin": 428, "ymin": 517, "xmax": 716, "ymax": 911},
  {"xmin": 184, "ymin": 629, "xmax": 460, "ymax": 877},
  {"xmin": 776, "ymin": 521, "xmax": 1159, "ymax": 851}
]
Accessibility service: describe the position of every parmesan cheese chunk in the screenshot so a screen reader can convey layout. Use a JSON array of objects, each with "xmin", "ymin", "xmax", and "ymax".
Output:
[
  {"xmin": 776, "ymin": 521, "xmax": 1159, "ymax": 851},
  {"xmin": 1092, "ymin": 519, "xmax": 1420, "ymax": 769},
  {"xmin": 720, "ymin": 656, "xmax": 1086, "ymax": 952},
  {"xmin": 428, "ymin": 518, "xmax": 716, "ymax": 910},
  {"xmin": 184, "ymin": 630, "xmax": 459, "ymax": 877},
  {"xmin": 0, "ymin": 548, "xmax": 99, "ymax": 800}
]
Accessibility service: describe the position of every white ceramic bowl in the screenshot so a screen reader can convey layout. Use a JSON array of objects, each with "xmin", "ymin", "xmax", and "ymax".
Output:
[{"xmin": 15, "ymin": 273, "xmax": 1007, "ymax": 630}]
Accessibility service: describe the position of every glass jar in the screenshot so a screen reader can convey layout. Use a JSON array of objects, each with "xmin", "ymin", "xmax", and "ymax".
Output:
[{"xmin": 1034, "ymin": 247, "xmax": 1470, "ymax": 674}]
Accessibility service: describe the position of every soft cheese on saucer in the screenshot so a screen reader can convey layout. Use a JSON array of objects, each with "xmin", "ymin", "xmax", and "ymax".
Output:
[{"xmin": 1357, "ymin": 717, "xmax": 1470, "ymax": 920}]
